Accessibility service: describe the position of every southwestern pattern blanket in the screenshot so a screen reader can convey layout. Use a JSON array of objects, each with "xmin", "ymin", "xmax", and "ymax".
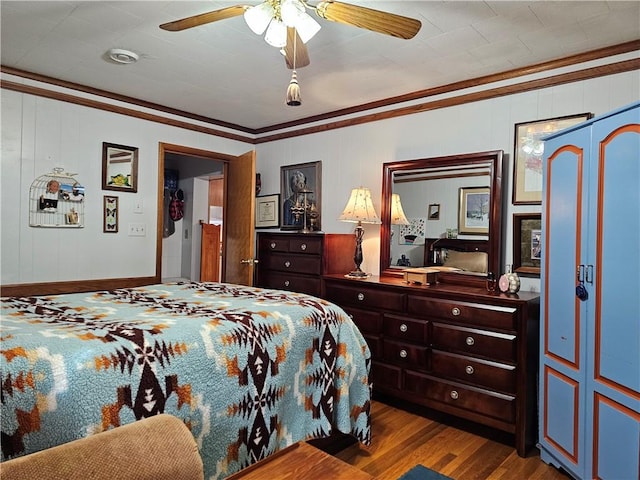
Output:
[{"xmin": 0, "ymin": 282, "xmax": 371, "ymax": 479}]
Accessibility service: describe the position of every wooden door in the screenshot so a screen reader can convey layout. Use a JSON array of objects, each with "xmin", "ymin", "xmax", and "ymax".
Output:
[
  {"xmin": 223, "ymin": 150, "xmax": 256, "ymax": 286},
  {"xmin": 200, "ymin": 222, "xmax": 221, "ymax": 282}
]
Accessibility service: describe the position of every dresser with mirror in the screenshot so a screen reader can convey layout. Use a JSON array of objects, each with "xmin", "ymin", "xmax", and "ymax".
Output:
[{"xmin": 323, "ymin": 150, "xmax": 540, "ymax": 456}]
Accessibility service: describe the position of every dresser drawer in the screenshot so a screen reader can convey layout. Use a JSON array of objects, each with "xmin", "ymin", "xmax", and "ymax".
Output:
[
  {"xmin": 289, "ymin": 236, "xmax": 322, "ymax": 254},
  {"xmin": 371, "ymin": 361, "xmax": 401, "ymax": 390},
  {"xmin": 362, "ymin": 334, "xmax": 382, "ymax": 358},
  {"xmin": 383, "ymin": 314, "xmax": 427, "ymax": 343},
  {"xmin": 404, "ymin": 372, "xmax": 516, "ymax": 423},
  {"xmin": 262, "ymin": 253, "xmax": 322, "ymax": 275},
  {"xmin": 259, "ymin": 236, "xmax": 290, "ymax": 253},
  {"xmin": 408, "ymin": 297, "xmax": 516, "ymax": 331},
  {"xmin": 431, "ymin": 350, "xmax": 516, "ymax": 394},
  {"xmin": 431, "ymin": 323, "xmax": 516, "ymax": 363},
  {"xmin": 259, "ymin": 272, "xmax": 321, "ymax": 297},
  {"xmin": 342, "ymin": 306, "xmax": 383, "ymax": 334},
  {"xmin": 382, "ymin": 339, "xmax": 429, "ymax": 368},
  {"xmin": 324, "ymin": 283, "xmax": 405, "ymax": 311}
]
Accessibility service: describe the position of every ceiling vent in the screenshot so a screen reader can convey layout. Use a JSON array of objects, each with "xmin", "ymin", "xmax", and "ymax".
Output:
[{"xmin": 107, "ymin": 48, "xmax": 139, "ymax": 64}]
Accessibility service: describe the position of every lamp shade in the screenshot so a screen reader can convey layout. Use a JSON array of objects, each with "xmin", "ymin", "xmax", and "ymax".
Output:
[
  {"xmin": 339, "ymin": 187, "xmax": 380, "ymax": 224},
  {"xmin": 264, "ymin": 19, "xmax": 287, "ymax": 48},
  {"xmin": 244, "ymin": 2, "xmax": 274, "ymax": 35},
  {"xmin": 390, "ymin": 193, "xmax": 410, "ymax": 225}
]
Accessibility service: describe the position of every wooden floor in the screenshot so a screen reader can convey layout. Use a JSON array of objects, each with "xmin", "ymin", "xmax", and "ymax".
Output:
[{"xmin": 333, "ymin": 400, "xmax": 571, "ymax": 480}]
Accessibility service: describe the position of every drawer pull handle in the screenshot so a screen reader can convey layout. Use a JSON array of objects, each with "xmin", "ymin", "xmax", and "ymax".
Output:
[
  {"xmin": 465, "ymin": 365, "xmax": 474, "ymax": 375},
  {"xmin": 399, "ymin": 349, "xmax": 408, "ymax": 358},
  {"xmin": 284, "ymin": 261, "xmax": 291, "ymax": 268},
  {"xmin": 300, "ymin": 243, "xmax": 307, "ymax": 251},
  {"xmin": 284, "ymin": 280, "xmax": 290, "ymax": 287},
  {"xmin": 465, "ymin": 336, "xmax": 475, "ymax": 346},
  {"xmin": 450, "ymin": 390, "xmax": 459, "ymax": 400},
  {"xmin": 400, "ymin": 323, "xmax": 408, "ymax": 333},
  {"xmin": 357, "ymin": 293, "xmax": 365, "ymax": 301},
  {"xmin": 270, "ymin": 242, "xmax": 276, "ymax": 249},
  {"xmin": 452, "ymin": 307, "xmax": 461, "ymax": 316}
]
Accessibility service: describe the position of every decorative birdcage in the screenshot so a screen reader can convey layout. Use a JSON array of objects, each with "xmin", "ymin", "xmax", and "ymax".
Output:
[{"xmin": 29, "ymin": 168, "xmax": 85, "ymax": 228}]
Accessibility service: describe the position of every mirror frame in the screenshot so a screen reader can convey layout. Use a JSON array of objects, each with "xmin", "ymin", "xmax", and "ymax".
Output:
[{"xmin": 380, "ymin": 150, "xmax": 504, "ymax": 286}]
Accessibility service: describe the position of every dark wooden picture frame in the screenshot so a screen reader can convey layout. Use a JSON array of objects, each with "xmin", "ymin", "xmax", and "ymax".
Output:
[
  {"xmin": 458, "ymin": 186, "xmax": 490, "ymax": 235},
  {"xmin": 513, "ymin": 212, "xmax": 542, "ymax": 276},
  {"xmin": 512, "ymin": 112, "xmax": 592, "ymax": 205},
  {"xmin": 102, "ymin": 142, "xmax": 138, "ymax": 193},
  {"xmin": 280, "ymin": 161, "xmax": 321, "ymax": 231},
  {"xmin": 103, "ymin": 195, "xmax": 119, "ymax": 233},
  {"xmin": 255, "ymin": 194, "xmax": 280, "ymax": 228}
]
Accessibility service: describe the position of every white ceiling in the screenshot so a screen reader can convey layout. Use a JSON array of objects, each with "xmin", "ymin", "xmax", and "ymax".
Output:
[{"xmin": 1, "ymin": 1, "xmax": 639, "ymax": 131}]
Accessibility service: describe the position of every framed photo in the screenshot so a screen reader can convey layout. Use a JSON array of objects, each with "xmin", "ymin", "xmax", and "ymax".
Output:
[
  {"xmin": 428, "ymin": 203, "xmax": 440, "ymax": 220},
  {"xmin": 102, "ymin": 142, "xmax": 138, "ymax": 192},
  {"xmin": 458, "ymin": 186, "xmax": 490, "ymax": 235},
  {"xmin": 513, "ymin": 112, "xmax": 592, "ymax": 205},
  {"xmin": 103, "ymin": 195, "xmax": 118, "ymax": 233},
  {"xmin": 255, "ymin": 194, "xmax": 280, "ymax": 228},
  {"xmin": 280, "ymin": 161, "xmax": 321, "ymax": 231},
  {"xmin": 513, "ymin": 213, "xmax": 542, "ymax": 276}
]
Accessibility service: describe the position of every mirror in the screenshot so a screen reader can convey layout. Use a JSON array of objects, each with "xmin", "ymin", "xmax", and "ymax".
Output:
[
  {"xmin": 380, "ymin": 150, "xmax": 504, "ymax": 286},
  {"xmin": 102, "ymin": 142, "xmax": 139, "ymax": 193}
]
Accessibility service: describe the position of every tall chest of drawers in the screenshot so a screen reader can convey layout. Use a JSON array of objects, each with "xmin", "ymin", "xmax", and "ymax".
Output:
[
  {"xmin": 323, "ymin": 274, "xmax": 540, "ymax": 457},
  {"xmin": 255, "ymin": 232, "xmax": 354, "ymax": 297}
]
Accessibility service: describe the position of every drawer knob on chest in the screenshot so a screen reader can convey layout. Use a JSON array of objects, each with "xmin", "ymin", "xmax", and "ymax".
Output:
[
  {"xmin": 300, "ymin": 243, "xmax": 307, "ymax": 250},
  {"xmin": 452, "ymin": 307, "xmax": 461, "ymax": 316},
  {"xmin": 284, "ymin": 260, "xmax": 291, "ymax": 268},
  {"xmin": 270, "ymin": 242, "xmax": 276, "ymax": 249},
  {"xmin": 400, "ymin": 323, "xmax": 408, "ymax": 333},
  {"xmin": 357, "ymin": 293, "xmax": 365, "ymax": 301},
  {"xmin": 465, "ymin": 365, "xmax": 474, "ymax": 375},
  {"xmin": 465, "ymin": 336, "xmax": 475, "ymax": 346},
  {"xmin": 399, "ymin": 349, "xmax": 408, "ymax": 358},
  {"xmin": 284, "ymin": 280, "xmax": 290, "ymax": 287},
  {"xmin": 450, "ymin": 390, "xmax": 459, "ymax": 400}
]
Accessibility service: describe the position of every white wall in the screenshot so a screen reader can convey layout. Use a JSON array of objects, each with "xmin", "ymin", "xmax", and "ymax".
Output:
[
  {"xmin": 254, "ymin": 70, "xmax": 640, "ymax": 293},
  {"xmin": 0, "ymin": 86, "xmax": 251, "ymax": 285}
]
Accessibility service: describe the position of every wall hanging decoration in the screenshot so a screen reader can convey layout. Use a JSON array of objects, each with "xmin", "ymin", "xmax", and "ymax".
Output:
[
  {"xmin": 512, "ymin": 112, "xmax": 592, "ymax": 205},
  {"xmin": 512, "ymin": 212, "xmax": 542, "ymax": 276},
  {"xmin": 398, "ymin": 218, "xmax": 426, "ymax": 245},
  {"xmin": 29, "ymin": 168, "xmax": 85, "ymax": 228},
  {"xmin": 103, "ymin": 195, "xmax": 119, "ymax": 233},
  {"xmin": 255, "ymin": 194, "xmax": 280, "ymax": 228},
  {"xmin": 102, "ymin": 142, "xmax": 138, "ymax": 192},
  {"xmin": 458, "ymin": 186, "xmax": 489, "ymax": 235},
  {"xmin": 428, "ymin": 203, "xmax": 440, "ymax": 220},
  {"xmin": 280, "ymin": 161, "xmax": 321, "ymax": 232}
]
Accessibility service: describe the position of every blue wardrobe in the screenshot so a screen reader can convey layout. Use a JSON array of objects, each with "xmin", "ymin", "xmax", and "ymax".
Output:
[{"xmin": 539, "ymin": 101, "xmax": 639, "ymax": 480}]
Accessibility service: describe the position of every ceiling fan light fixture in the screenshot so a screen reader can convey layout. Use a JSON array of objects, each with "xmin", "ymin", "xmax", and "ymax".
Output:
[
  {"xmin": 281, "ymin": 0, "xmax": 305, "ymax": 26},
  {"xmin": 244, "ymin": 1, "xmax": 274, "ymax": 35},
  {"xmin": 294, "ymin": 13, "xmax": 321, "ymax": 43},
  {"xmin": 286, "ymin": 70, "xmax": 302, "ymax": 106},
  {"xmin": 264, "ymin": 19, "xmax": 287, "ymax": 48}
]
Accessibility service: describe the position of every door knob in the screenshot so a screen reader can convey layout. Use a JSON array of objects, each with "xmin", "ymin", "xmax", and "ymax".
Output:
[{"xmin": 240, "ymin": 258, "xmax": 258, "ymax": 264}]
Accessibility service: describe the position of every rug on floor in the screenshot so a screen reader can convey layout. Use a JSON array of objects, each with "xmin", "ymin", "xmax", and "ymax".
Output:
[{"xmin": 398, "ymin": 464, "xmax": 454, "ymax": 480}]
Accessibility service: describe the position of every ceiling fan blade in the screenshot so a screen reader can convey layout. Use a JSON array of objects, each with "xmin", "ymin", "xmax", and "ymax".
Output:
[
  {"xmin": 160, "ymin": 5, "xmax": 248, "ymax": 32},
  {"xmin": 283, "ymin": 28, "xmax": 311, "ymax": 69},
  {"xmin": 315, "ymin": 1, "xmax": 422, "ymax": 39}
]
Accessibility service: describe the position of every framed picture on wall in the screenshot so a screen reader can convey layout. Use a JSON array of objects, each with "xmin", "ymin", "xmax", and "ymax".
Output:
[
  {"xmin": 255, "ymin": 194, "xmax": 280, "ymax": 228},
  {"xmin": 458, "ymin": 187, "xmax": 489, "ymax": 235},
  {"xmin": 512, "ymin": 213, "xmax": 542, "ymax": 276},
  {"xmin": 102, "ymin": 142, "xmax": 138, "ymax": 193},
  {"xmin": 428, "ymin": 203, "xmax": 440, "ymax": 220},
  {"xmin": 103, "ymin": 195, "xmax": 118, "ymax": 233},
  {"xmin": 512, "ymin": 112, "xmax": 592, "ymax": 204},
  {"xmin": 280, "ymin": 161, "xmax": 321, "ymax": 231}
]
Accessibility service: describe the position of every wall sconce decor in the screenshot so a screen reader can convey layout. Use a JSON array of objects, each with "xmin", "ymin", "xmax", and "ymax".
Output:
[{"xmin": 339, "ymin": 187, "xmax": 380, "ymax": 277}]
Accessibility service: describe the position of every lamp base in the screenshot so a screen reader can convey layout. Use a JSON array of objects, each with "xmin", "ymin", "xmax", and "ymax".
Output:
[{"xmin": 345, "ymin": 270, "xmax": 370, "ymax": 279}]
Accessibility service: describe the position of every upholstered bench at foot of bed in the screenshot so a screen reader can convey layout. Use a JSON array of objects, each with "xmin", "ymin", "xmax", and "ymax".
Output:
[{"xmin": 1, "ymin": 414, "xmax": 204, "ymax": 480}]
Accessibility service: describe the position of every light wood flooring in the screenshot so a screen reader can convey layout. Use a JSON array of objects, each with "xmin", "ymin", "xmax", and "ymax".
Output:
[{"xmin": 333, "ymin": 400, "xmax": 571, "ymax": 480}]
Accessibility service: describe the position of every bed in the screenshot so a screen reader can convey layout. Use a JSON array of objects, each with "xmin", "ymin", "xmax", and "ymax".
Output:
[{"xmin": 0, "ymin": 282, "xmax": 371, "ymax": 479}]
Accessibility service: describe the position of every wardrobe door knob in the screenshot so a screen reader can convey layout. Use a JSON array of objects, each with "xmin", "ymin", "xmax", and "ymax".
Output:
[
  {"xmin": 452, "ymin": 307, "xmax": 461, "ymax": 316},
  {"xmin": 465, "ymin": 336, "xmax": 475, "ymax": 346},
  {"xmin": 400, "ymin": 323, "xmax": 408, "ymax": 333},
  {"xmin": 465, "ymin": 365, "xmax": 474, "ymax": 375},
  {"xmin": 450, "ymin": 390, "xmax": 459, "ymax": 400}
]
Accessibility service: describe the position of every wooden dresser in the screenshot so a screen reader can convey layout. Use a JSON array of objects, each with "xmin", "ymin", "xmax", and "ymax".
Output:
[
  {"xmin": 255, "ymin": 232, "xmax": 354, "ymax": 297},
  {"xmin": 323, "ymin": 274, "xmax": 540, "ymax": 457}
]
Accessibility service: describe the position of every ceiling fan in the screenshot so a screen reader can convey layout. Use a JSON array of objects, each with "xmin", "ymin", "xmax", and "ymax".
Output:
[{"xmin": 159, "ymin": 1, "xmax": 422, "ymax": 70}]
